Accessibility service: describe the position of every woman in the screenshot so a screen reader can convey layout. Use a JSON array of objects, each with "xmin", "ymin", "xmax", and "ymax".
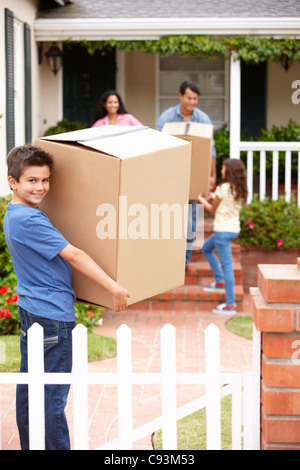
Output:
[{"xmin": 92, "ymin": 90, "xmax": 143, "ymax": 127}]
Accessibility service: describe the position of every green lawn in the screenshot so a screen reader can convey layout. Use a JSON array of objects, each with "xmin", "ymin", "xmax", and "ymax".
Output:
[
  {"xmin": 152, "ymin": 396, "xmax": 232, "ymax": 450},
  {"xmin": 152, "ymin": 315, "xmax": 253, "ymax": 450},
  {"xmin": 0, "ymin": 333, "xmax": 117, "ymax": 372},
  {"xmin": 226, "ymin": 315, "xmax": 253, "ymax": 340}
]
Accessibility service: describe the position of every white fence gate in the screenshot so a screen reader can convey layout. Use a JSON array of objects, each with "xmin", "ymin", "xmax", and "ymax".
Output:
[{"xmin": 0, "ymin": 322, "xmax": 261, "ymax": 451}]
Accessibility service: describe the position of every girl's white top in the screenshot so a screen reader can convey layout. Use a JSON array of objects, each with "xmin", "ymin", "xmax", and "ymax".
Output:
[{"xmin": 214, "ymin": 182, "xmax": 242, "ymax": 233}]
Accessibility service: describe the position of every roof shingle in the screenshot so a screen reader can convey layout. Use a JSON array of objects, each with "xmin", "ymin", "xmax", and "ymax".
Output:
[{"xmin": 37, "ymin": 0, "xmax": 300, "ymax": 19}]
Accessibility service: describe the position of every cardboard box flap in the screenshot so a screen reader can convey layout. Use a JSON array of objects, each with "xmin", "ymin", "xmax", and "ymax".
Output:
[
  {"xmin": 41, "ymin": 126, "xmax": 190, "ymax": 160},
  {"xmin": 162, "ymin": 122, "xmax": 213, "ymax": 138},
  {"xmin": 41, "ymin": 125, "xmax": 140, "ymax": 143}
]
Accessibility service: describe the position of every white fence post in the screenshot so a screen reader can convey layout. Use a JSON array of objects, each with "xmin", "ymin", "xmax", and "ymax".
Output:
[
  {"xmin": 205, "ymin": 323, "xmax": 221, "ymax": 450},
  {"xmin": 259, "ymin": 151, "xmax": 266, "ymax": 200},
  {"xmin": 117, "ymin": 324, "xmax": 133, "ymax": 450},
  {"xmin": 231, "ymin": 375, "xmax": 242, "ymax": 450},
  {"xmin": 27, "ymin": 323, "xmax": 45, "ymax": 450},
  {"xmin": 161, "ymin": 324, "xmax": 177, "ymax": 450},
  {"xmin": 272, "ymin": 150, "xmax": 279, "ymax": 200},
  {"xmin": 285, "ymin": 150, "xmax": 292, "ymax": 202},
  {"xmin": 72, "ymin": 324, "xmax": 89, "ymax": 450}
]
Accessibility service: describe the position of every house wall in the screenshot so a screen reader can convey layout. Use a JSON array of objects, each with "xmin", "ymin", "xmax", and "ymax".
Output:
[
  {"xmin": 124, "ymin": 50, "xmax": 157, "ymax": 129},
  {"xmin": 0, "ymin": 0, "xmax": 39, "ymax": 197},
  {"xmin": 267, "ymin": 60, "xmax": 300, "ymax": 128},
  {"xmin": 39, "ymin": 43, "xmax": 63, "ymax": 137}
]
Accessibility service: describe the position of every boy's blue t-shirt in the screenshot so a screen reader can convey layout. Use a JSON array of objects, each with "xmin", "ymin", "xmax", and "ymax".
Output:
[{"xmin": 4, "ymin": 203, "xmax": 76, "ymax": 322}]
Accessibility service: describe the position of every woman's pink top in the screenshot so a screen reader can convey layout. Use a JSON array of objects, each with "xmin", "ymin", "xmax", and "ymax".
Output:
[{"xmin": 92, "ymin": 114, "xmax": 143, "ymax": 127}]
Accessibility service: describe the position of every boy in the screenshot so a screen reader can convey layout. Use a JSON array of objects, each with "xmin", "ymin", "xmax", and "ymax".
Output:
[{"xmin": 4, "ymin": 144, "xmax": 129, "ymax": 450}]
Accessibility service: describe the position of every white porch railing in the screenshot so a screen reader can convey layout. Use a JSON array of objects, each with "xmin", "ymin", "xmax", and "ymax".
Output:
[
  {"xmin": 239, "ymin": 141, "xmax": 300, "ymax": 206},
  {"xmin": 229, "ymin": 54, "xmax": 300, "ymax": 207},
  {"xmin": 0, "ymin": 323, "xmax": 261, "ymax": 451}
]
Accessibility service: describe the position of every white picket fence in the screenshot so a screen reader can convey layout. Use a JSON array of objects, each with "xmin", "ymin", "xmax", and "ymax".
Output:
[
  {"xmin": 238, "ymin": 142, "xmax": 300, "ymax": 206},
  {"xmin": 0, "ymin": 322, "xmax": 261, "ymax": 451}
]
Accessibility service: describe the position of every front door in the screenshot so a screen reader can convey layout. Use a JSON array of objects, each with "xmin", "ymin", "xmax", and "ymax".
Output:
[{"xmin": 63, "ymin": 44, "xmax": 116, "ymax": 127}]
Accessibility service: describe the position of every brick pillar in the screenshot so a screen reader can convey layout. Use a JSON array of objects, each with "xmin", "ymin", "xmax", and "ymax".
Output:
[{"xmin": 250, "ymin": 258, "xmax": 300, "ymax": 450}]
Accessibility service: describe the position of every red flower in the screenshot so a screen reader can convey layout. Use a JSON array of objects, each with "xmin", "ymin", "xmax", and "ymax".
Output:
[
  {"xmin": 277, "ymin": 239, "xmax": 283, "ymax": 248},
  {"xmin": 0, "ymin": 307, "xmax": 11, "ymax": 318},
  {"xmin": 246, "ymin": 221, "xmax": 255, "ymax": 229},
  {"xmin": 0, "ymin": 286, "xmax": 8, "ymax": 294},
  {"xmin": 6, "ymin": 294, "xmax": 18, "ymax": 304}
]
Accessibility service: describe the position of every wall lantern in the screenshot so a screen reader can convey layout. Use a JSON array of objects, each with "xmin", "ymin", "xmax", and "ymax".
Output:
[
  {"xmin": 280, "ymin": 54, "xmax": 293, "ymax": 72},
  {"xmin": 45, "ymin": 43, "xmax": 63, "ymax": 75}
]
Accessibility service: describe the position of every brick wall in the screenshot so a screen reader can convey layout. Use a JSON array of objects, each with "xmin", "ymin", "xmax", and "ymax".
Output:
[
  {"xmin": 241, "ymin": 246, "xmax": 299, "ymax": 293},
  {"xmin": 250, "ymin": 258, "xmax": 300, "ymax": 450}
]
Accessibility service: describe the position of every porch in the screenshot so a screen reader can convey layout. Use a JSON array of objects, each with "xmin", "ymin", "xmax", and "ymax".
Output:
[{"xmin": 229, "ymin": 55, "xmax": 300, "ymax": 207}]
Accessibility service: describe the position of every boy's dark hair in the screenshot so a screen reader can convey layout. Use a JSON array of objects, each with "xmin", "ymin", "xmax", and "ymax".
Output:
[
  {"xmin": 179, "ymin": 81, "xmax": 201, "ymax": 96},
  {"xmin": 7, "ymin": 144, "xmax": 54, "ymax": 181}
]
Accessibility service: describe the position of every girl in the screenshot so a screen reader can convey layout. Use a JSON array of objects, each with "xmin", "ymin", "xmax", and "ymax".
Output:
[
  {"xmin": 92, "ymin": 90, "xmax": 143, "ymax": 127},
  {"xmin": 198, "ymin": 158, "xmax": 247, "ymax": 315}
]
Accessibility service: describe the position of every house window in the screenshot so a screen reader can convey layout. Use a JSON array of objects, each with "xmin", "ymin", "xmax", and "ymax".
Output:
[{"xmin": 158, "ymin": 54, "xmax": 227, "ymax": 129}]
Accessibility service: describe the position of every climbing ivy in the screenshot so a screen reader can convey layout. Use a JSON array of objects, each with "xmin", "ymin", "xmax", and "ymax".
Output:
[{"xmin": 66, "ymin": 35, "xmax": 300, "ymax": 64}]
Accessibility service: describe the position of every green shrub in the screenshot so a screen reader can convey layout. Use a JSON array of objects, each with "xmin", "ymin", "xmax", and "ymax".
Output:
[
  {"xmin": 0, "ymin": 283, "xmax": 20, "ymax": 335},
  {"xmin": 43, "ymin": 118, "xmax": 87, "ymax": 136},
  {"xmin": 238, "ymin": 194, "xmax": 300, "ymax": 250},
  {"xmin": 0, "ymin": 196, "xmax": 14, "ymax": 280},
  {"xmin": 0, "ymin": 196, "xmax": 103, "ymax": 334}
]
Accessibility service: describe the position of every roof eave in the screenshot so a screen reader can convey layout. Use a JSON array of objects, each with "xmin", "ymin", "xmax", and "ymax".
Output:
[{"xmin": 34, "ymin": 17, "xmax": 300, "ymax": 41}]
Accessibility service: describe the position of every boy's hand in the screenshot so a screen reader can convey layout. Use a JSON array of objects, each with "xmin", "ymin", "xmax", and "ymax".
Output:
[{"xmin": 112, "ymin": 286, "xmax": 130, "ymax": 312}]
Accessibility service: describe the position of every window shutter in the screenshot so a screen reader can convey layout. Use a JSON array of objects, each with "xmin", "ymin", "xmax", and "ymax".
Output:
[
  {"xmin": 5, "ymin": 8, "xmax": 15, "ymax": 152},
  {"xmin": 24, "ymin": 23, "xmax": 32, "ymax": 143}
]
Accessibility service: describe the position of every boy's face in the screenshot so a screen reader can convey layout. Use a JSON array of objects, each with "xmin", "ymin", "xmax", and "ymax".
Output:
[{"xmin": 8, "ymin": 165, "xmax": 51, "ymax": 208}]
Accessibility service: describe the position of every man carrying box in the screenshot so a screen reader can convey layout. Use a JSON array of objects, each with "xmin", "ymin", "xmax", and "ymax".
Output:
[{"xmin": 156, "ymin": 81, "xmax": 217, "ymax": 267}]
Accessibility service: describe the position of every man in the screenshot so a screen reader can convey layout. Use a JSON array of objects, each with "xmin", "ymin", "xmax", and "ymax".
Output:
[{"xmin": 156, "ymin": 81, "xmax": 217, "ymax": 266}]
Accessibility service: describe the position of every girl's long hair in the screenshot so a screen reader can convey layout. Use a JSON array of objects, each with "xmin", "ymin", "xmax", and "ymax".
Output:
[
  {"xmin": 223, "ymin": 158, "xmax": 248, "ymax": 203},
  {"xmin": 93, "ymin": 90, "xmax": 128, "ymax": 121}
]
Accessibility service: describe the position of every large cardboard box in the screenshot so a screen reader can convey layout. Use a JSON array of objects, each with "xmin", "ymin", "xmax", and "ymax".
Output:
[
  {"xmin": 162, "ymin": 122, "xmax": 213, "ymax": 200},
  {"xmin": 35, "ymin": 126, "xmax": 191, "ymax": 309}
]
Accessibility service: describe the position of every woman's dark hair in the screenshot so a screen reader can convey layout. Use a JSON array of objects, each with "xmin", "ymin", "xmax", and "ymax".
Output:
[
  {"xmin": 7, "ymin": 144, "xmax": 54, "ymax": 182},
  {"xmin": 223, "ymin": 158, "xmax": 248, "ymax": 203},
  {"xmin": 93, "ymin": 90, "xmax": 128, "ymax": 121}
]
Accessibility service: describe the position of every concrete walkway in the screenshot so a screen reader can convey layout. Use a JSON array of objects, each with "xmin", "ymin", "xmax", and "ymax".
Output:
[{"xmin": 0, "ymin": 303, "xmax": 253, "ymax": 450}]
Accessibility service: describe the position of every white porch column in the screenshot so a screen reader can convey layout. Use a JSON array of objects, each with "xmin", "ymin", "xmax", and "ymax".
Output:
[{"xmin": 230, "ymin": 53, "xmax": 241, "ymax": 159}]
